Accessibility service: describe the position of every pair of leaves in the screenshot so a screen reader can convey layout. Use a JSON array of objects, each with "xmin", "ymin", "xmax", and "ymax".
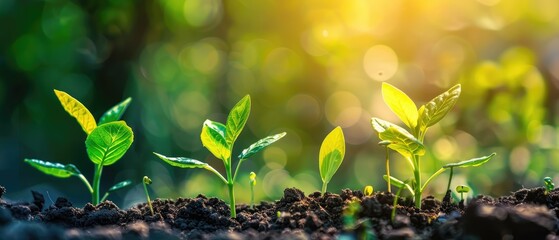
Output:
[
  {"xmin": 381, "ymin": 83, "xmax": 461, "ymax": 135},
  {"xmin": 54, "ymin": 89, "xmax": 132, "ymax": 135},
  {"xmin": 319, "ymin": 127, "xmax": 345, "ymax": 185},
  {"xmin": 201, "ymin": 95, "xmax": 251, "ymax": 161},
  {"xmin": 371, "ymin": 118, "xmax": 424, "ymax": 158}
]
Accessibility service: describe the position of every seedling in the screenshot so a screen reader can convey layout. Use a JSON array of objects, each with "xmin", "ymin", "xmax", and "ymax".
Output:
[
  {"xmin": 379, "ymin": 140, "xmax": 392, "ymax": 192},
  {"xmin": 24, "ymin": 90, "xmax": 134, "ymax": 205},
  {"xmin": 456, "ymin": 185, "xmax": 470, "ymax": 203},
  {"xmin": 100, "ymin": 180, "xmax": 132, "ymax": 202},
  {"xmin": 143, "ymin": 176, "xmax": 154, "ymax": 216},
  {"xmin": 372, "ymin": 83, "xmax": 495, "ymax": 208},
  {"xmin": 391, "ymin": 179, "xmax": 410, "ymax": 223},
  {"xmin": 154, "ymin": 95, "xmax": 286, "ymax": 218},
  {"xmin": 544, "ymin": 177, "xmax": 554, "ymax": 195},
  {"xmin": 363, "ymin": 185, "xmax": 374, "ymax": 197},
  {"xmin": 319, "ymin": 126, "xmax": 345, "ymax": 194},
  {"xmin": 249, "ymin": 172, "xmax": 256, "ymax": 209}
]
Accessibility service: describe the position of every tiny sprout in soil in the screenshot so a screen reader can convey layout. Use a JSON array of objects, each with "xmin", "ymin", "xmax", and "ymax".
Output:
[
  {"xmin": 24, "ymin": 90, "xmax": 134, "ymax": 205},
  {"xmin": 363, "ymin": 185, "xmax": 373, "ymax": 196},
  {"xmin": 154, "ymin": 95, "xmax": 286, "ymax": 218},
  {"xmin": 372, "ymin": 83, "xmax": 495, "ymax": 208},
  {"xmin": 456, "ymin": 185, "xmax": 470, "ymax": 203},
  {"xmin": 544, "ymin": 177, "xmax": 554, "ymax": 195},
  {"xmin": 249, "ymin": 171, "xmax": 256, "ymax": 209},
  {"xmin": 143, "ymin": 176, "xmax": 154, "ymax": 216},
  {"xmin": 319, "ymin": 126, "xmax": 345, "ymax": 194}
]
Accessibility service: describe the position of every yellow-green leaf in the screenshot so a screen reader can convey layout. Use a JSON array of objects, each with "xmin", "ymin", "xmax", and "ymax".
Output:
[
  {"xmin": 319, "ymin": 127, "xmax": 345, "ymax": 184},
  {"xmin": 201, "ymin": 120, "xmax": 231, "ymax": 161},
  {"xmin": 225, "ymin": 95, "xmax": 251, "ymax": 146},
  {"xmin": 382, "ymin": 83, "xmax": 418, "ymax": 130},
  {"xmin": 54, "ymin": 89, "xmax": 97, "ymax": 134},
  {"xmin": 417, "ymin": 84, "xmax": 461, "ymax": 133},
  {"xmin": 379, "ymin": 126, "xmax": 425, "ymax": 158},
  {"xmin": 443, "ymin": 153, "xmax": 496, "ymax": 168}
]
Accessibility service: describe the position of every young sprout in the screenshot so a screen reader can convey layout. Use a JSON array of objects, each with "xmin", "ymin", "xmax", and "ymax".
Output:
[
  {"xmin": 456, "ymin": 185, "xmax": 470, "ymax": 203},
  {"xmin": 249, "ymin": 172, "xmax": 256, "ymax": 209},
  {"xmin": 319, "ymin": 127, "xmax": 345, "ymax": 194},
  {"xmin": 378, "ymin": 140, "xmax": 392, "ymax": 192},
  {"xmin": 363, "ymin": 185, "xmax": 374, "ymax": 197},
  {"xmin": 372, "ymin": 83, "xmax": 495, "ymax": 208},
  {"xmin": 154, "ymin": 95, "xmax": 286, "ymax": 218},
  {"xmin": 143, "ymin": 176, "xmax": 154, "ymax": 216},
  {"xmin": 544, "ymin": 177, "xmax": 554, "ymax": 195},
  {"xmin": 24, "ymin": 90, "xmax": 134, "ymax": 205},
  {"xmin": 391, "ymin": 179, "xmax": 410, "ymax": 223}
]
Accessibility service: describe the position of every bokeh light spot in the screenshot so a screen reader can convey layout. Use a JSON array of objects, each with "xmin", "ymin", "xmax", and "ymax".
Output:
[
  {"xmin": 183, "ymin": 0, "xmax": 222, "ymax": 28},
  {"xmin": 363, "ymin": 45, "xmax": 398, "ymax": 81},
  {"xmin": 325, "ymin": 91, "xmax": 361, "ymax": 127}
]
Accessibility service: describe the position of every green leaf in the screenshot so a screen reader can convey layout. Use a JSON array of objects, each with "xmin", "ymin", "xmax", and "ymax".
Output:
[
  {"xmin": 379, "ymin": 126, "xmax": 425, "ymax": 158},
  {"xmin": 383, "ymin": 175, "xmax": 414, "ymax": 196},
  {"xmin": 24, "ymin": 159, "xmax": 81, "ymax": 178},
  {"xmin": 85, "ymin": 121, "xmax": 134, "ymax": 166},
  {"xmin": 381, "ymin": 83, "xmax": 418, "ymax": 129},
  {"xmin": 456, "ymin": 185, "xmax": 470, "ymax": 193},
  {"xmin": 153, "ymin": 152, "xmax": 227, "ymax": 184},
  {"xmin": 107, "ymin": 180, "xmax": 132, "ymax": 192},
  {"xmin": 443, "ymin": 153, "xmax": 496, "ymax": 168},
  {"xmin": 319, "ymin": 127, "xmax": 345, "ymax": 184},
  {"xmin": 417, "ymin": 84, "xmax": 461, "ymax": 133},
  {"xmin": 154, "ymin": 152, "xmax": 209, "ymax": 169},
  {"xmin": 238, "ymin": 132, "xmax": 286, "ymax": 159},
  {"xmin": 54, "ymin": 89, "xmax": 97, "ymax": 134},
  {"xmin": 225, "ymin": 95, "xmax": 251, "ymax": 146},
  {"xmin": 99, "ymin": 97, "xmax": 132, "ymax": 125},
  {"xmin": 200, "ymin": 120, "xmax": 231, "ymax": 160},
  {"xmin": 371, "ymin": 118, "xmax": 409, "ymax": 135}
]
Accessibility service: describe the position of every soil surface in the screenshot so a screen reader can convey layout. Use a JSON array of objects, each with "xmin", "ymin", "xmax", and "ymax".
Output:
[{"xmin": 1, "ymin": 184, "xmax": 558, "ymax": 239}]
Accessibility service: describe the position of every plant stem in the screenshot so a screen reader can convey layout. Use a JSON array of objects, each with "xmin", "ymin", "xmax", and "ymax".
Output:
[
  {"xmin": 385, "ymin": 146, "xmax": 391, "ymax": 193},
  {"xmin": 446, "ymin": 167, "xmax": 454, "ymax": 193},
  {"xmin": 143, "ymin": 180, "xmax": 154, "ymax": 216},
  {"xmin": 322, "ymin": 182, "xmax": 328, "ymax": 195},
  {"xmin": 250, "ymin": 182, "xmax": 254, "ymax": 209},
  {"xmin": 412, "ymin": 155, "xmax": 422, "ymax": 209},
  {"xmin": 78, "ymin": 174, "xmax": 94, "ymax": 194},
  {"xmin": 225, "ymin": 159, "xmax": 236, "ymax": 218},
  {"xmin": 100, "ymin": 192, "xmax": 109, "ymax": 203},
  {"xmin": 92, "ymin": 164, "xmax": 103, "ymax": 205}
]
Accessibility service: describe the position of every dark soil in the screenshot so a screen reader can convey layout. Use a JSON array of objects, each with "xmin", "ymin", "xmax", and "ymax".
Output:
[{"xmin": 1, "ymin": 184, "xmax": 558, "ymax": 239}]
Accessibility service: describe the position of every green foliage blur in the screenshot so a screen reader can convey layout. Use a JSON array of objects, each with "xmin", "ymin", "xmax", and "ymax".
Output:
[{"xmin": 2, "ymin": 0, "xmax": 559, "ymax": 207}]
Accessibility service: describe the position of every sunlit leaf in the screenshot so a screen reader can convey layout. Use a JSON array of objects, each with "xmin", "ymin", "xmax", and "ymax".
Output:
[
  {"xmin": 85, "ymin": 121, "xmax": 134, "ymax": 166},
  {"xmin": 319, "ymin": 127, "xmax": 345, "ymax": 184},
  {"xmin": 238, "ymin": 132, "xmax": 286, "ymax": 159},
  {"xmin": 382, "ymin": 83, "xmax": 418, "ymax": 130},
  {"xmin": 200, "ymin": 120, "xmax": 231, "ymax": 161},
  {"xmin": 456, "ymin": 185, "xmax": 470, "ymax": 193},
  {"xmin": 154, "ymin": 152, "xmax": 209, "ymax": 169},
  {"xmin": 417, "ymin": 84, "xmax": 461, "ymax": 133},
  {"xmin": 99, "ymin": 97, "xmax": 132, "ymax": 125},
  {"xmin": 443, "ymin": 153, "xmax": 496, "ymax": 168},
  {"xmin": 378, "ymin": 126, "xmax": 425, "ymax": 158},
  {"xmin": 225, "ymin": 95, "xmax": 251, "ymax": 146},
  {"xmin": 54, "ymin": 89, "xmax": 97, "ymax": 134},
  {"xmin": 107, "ymin": 180, "xmax": 132, "ymax": 192},
  {"xmin": 24, "ymin": 159, "xmax": 81, "ymax": 178}
]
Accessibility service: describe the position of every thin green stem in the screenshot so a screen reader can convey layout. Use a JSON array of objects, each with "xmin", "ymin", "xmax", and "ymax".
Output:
[
  {"xmin": 412, "ymin": 154, "xmax": 422, "ymax": 209},
  {"xmin": 385, "ymin": 146, "xmax": 391, "ymax": 193},
  {"xmin": 446, "ymin": 167, "xmax": 454, "ymax": 193},
  {"xmin": 77, "ymin": 174, "xmax": 94, "ymax": 194},
  {"xmin": 250, "ymin": 183, "xmax": 255, "ymax": 209},
  {"xmin": 92, "ymin": 164, "xmax": 103, "ymax": 205},
  {"xmin": 225, "ymin": 158, "xmax": 236, "ymax": 218},
  {"xmin": 100, "ymin": 192, "xmax": 109, "ymax": 203},
  {"xmin": 232, "ymin": 159, "xmax": 245, "ymax": 183},
  {"xmin": 322, "ymin": 182, "xmax": 328, "ymax": 194},
  {"xmin": 143, "ymin": 179, "xmax": 154, "ymax": 216},
  {"xmin": 421, "ymin": 167, "xmax": 447, "ymax": 193}
]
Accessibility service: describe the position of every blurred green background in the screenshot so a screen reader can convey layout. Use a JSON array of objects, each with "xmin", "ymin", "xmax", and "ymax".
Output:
[{"xmin": 2, "ymin": 0, "xmax": 559, "ymax": 208}]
